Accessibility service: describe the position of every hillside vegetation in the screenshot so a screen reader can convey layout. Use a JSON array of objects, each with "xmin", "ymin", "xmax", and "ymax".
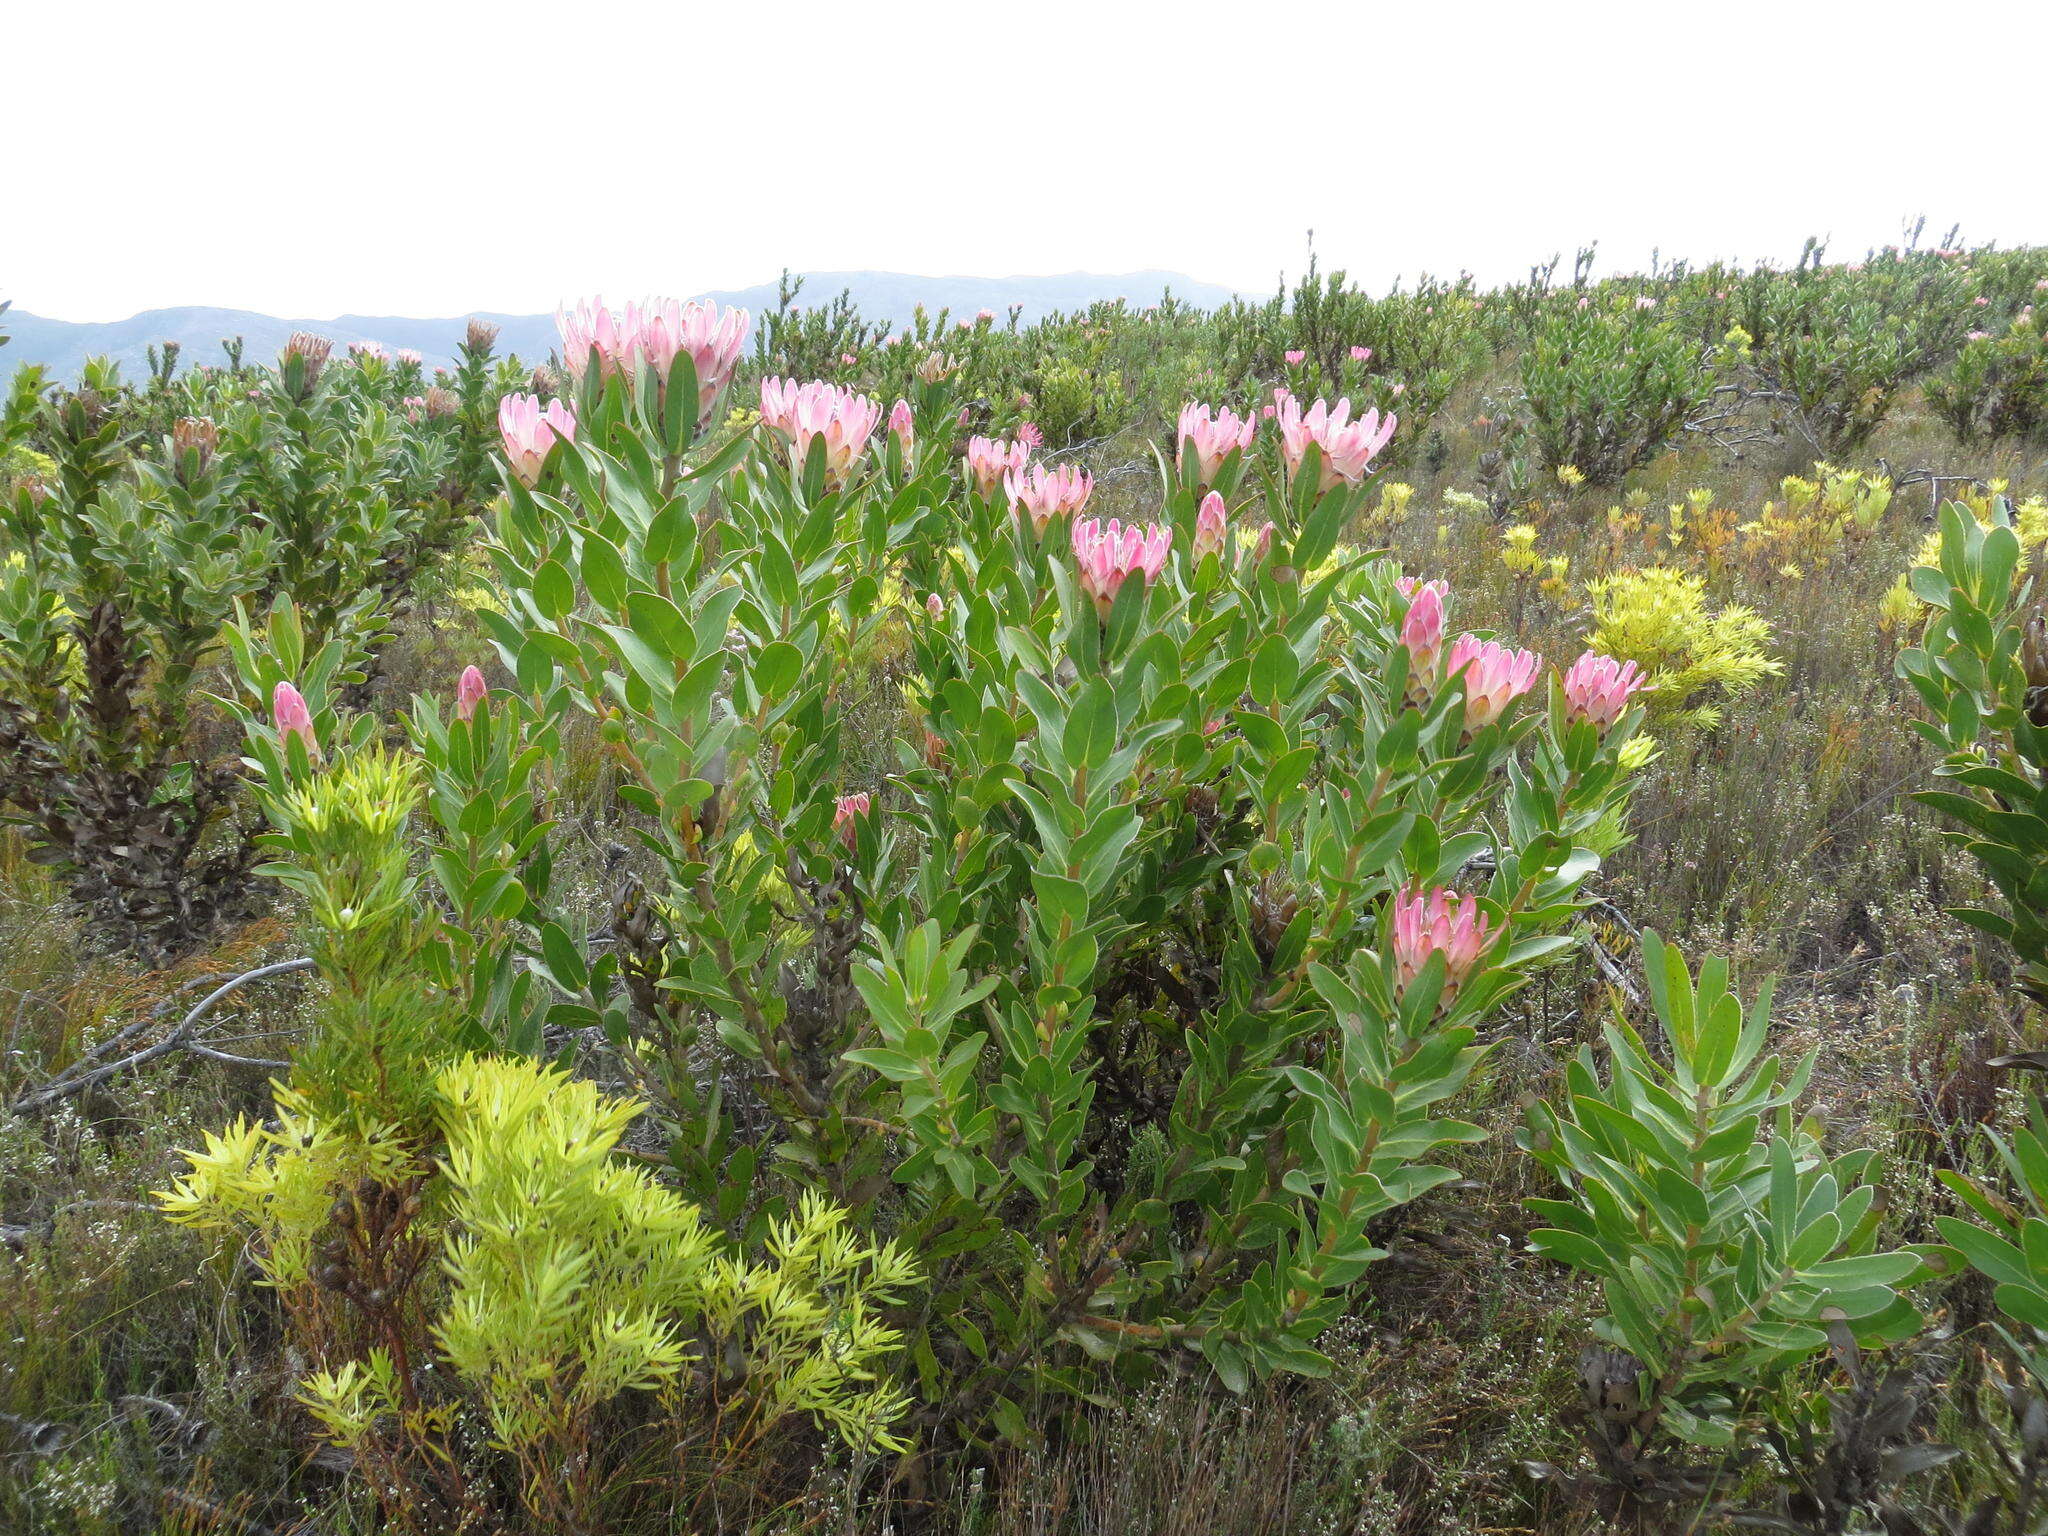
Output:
[{"xmin": 4, "ymin": 237, "xmax": 2048, "ymax": 1535}]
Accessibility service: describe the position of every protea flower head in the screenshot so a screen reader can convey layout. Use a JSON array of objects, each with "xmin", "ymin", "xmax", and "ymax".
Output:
[
  {"xmin": 1275, "ymin": 393, "xmax": 1397, "ymax": 492},
  {"xmin": 556, "ymin": 297, "xmax": 751, "ymax": 417},
  {"xmin": 759, "ymin": 378, "xmax": 881, "ymax": 487},
  {"xmin": 630, "ymin": 298, "xmax": 751, "ymax": 414},
  {"xmin": 1071, "ymin": 517, "xmax": 1171, "ymax": 618},
  {"xmin": 171, "ymin": 416, "xmax": 218, "ymax": 469},
  {"xmin": 497, "ymin": 392, "xmax": 578, "ymax": 487},
  {"xmin": 1561, "ymin": 650, "xmax": 1646, "ymax": 731},
  {"xmin": 833, "ymin": 791, "xmax": 872, "ymax": 848},
  {"xmin": 1006, "ymin": 462, "xmax": 1094, "ymax": 532},
  {"xmin": 1445, "ymin": 634, "xmax": 1541, "ymax": 730},
  {"xmin": 1177, "ymin": 401, "xmax": 1257, "ymax": 487},
  {"xmin": 1391, "ymin": 884, "xmax": 1494, "ymax": 1003},
  {"xmin": 965, "ymin": 435, "xmax": 1031, "ymax": 496}
]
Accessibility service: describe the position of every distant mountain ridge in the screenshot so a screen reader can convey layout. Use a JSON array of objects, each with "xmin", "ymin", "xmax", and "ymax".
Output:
[{"xmin": 1, "ymin": 271, "xmax": 1243, "ymax": 381}]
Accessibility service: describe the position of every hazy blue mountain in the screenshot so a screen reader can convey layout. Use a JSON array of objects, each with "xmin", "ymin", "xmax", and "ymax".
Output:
[{"xmin": 1, "ymin": 271, "xmax": 1243, "ymax": 381}]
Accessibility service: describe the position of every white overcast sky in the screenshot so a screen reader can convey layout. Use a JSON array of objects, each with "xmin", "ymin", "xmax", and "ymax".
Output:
[{"xmin": 8, "ymin": 0, "xmax": 2045, "ymax": 322}]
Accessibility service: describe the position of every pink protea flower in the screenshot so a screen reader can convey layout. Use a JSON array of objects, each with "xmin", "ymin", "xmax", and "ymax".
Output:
[
  {"xmin": 1399, "ymin": 580, "xmax": 1448, "ymax": 694},
  {"xmin": 1177, "ymin": 402, "xmax": 1257, "ymax": 487},
  {"xmin": 1016, "ymin": 420, "xmax": 1045, "ymax": 449},
  {"xmin": 1561, "ymin": 651, "xmax": 1646, "ymax": 731},
  {"xmin": 1968, "ymin": 330, "xmax": 1991, "ymax": 342},
  {"xmin": 841, "ymin": 351, "xmax": 860, "ymax": 366},
  {"xmin": 1633, "ymin": 295, "xmax": 1658, "ymax": 310},
  {"xmin": 833, "ymin": 791, "xmax": 872, "ymax": 849},
  {"xmin": 760, "ymin": 378, "xmax": 882, "ymax": 486},
  {"xmin": 1071, "ymin": 517, "xmax": 1171, "ymax": 618},
  {"xmin": 402, "ymin": 394, "xmax": 428, "ymax": 421},
  {"xmin": 1445, "ymin": 634, "xmax": 1541, "ymax": 729},
  {"xmin": 558, "ymin": 298, "xmax": 632, "ymax": 376},
  {"xmin": 557, "ymin": 297, "xmax": 751, "ymax": 416},
  {"xmin": 455, "ymin": 665, "xmax": 489, "ymax": 722},
  {"xmin": 925, "ymin": 592, "xmax": 944, "ymax": 619},
  {"xmin": 497, "ymin": 392, "xmax": 577, "ymax": 487},
  {"xmin": 965, "ymin": 435, "xmax": 1030, "ymax": 496},
  {"xmin": 1283, "ymin": 349, "xmax": 1306, "ymax": 365},
  {"xmin": 1349, "ymin": 345, "xmax": 1372, "ymax": 362},
  {"xmin": 976, "ymin": 308, "xmax": 995, "ymax": 322},
  {"xmin": 631, "ymin": 298, "xmax": 751, "ymax": 414},
  {"xmin": 1006, "ymin": 463, "xmax": 1095, "ymax": 532},
  {"xmin": 348, "ymin": 340, "xmax": 388, "ymax": 359},
  {"xmin": 397, "ymin": 349, "xmax": 424, "ymax": 366},
  {"xmin": 1253, "ymin": 521, "xmax": 1276, "ymax": 562},
  {"xmin": 272, "ymin": 682, "xmax": 316, "ymax": 753},
  {"xmin": 1390, "ymin": 885, "xmax": 1495, "ymax": 1002},
  {"xmin": 1192, "ymin": 491, "xmax": 1229, "ymax": 561},
  {"xmin": 1275, "ymin": 394, "xmax": 1397, "ymax": 492},
  {"xmin": 1972, "ymin": 295, "xmax": 1991, "ymax": 306}
]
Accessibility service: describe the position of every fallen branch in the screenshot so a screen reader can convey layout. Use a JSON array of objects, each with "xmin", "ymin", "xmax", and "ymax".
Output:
[{"xmin": 7, "ymin": 958, "xmax": 313, "ymax": 1119}]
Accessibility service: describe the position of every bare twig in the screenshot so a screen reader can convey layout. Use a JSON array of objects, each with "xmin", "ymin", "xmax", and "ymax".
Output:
[{"xmin": 6, "ymin": 958, "xmax": 313, "ymax": 1118}]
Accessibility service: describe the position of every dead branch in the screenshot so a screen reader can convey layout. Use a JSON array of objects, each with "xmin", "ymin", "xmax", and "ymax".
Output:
[{"xmin": 6, "ymin": 958, "xmax": 313, "ymax": 1119}]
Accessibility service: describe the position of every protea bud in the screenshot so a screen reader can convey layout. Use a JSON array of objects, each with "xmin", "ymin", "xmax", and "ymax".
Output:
[
  {"xmin": 888, "ymin": 398, "xmax": 915, "ymax": 467},
  {"xmin": 1398, "ymin": 577, "xmax": 1448, "ymax": 699},
  {"xmin": 2025, "ymin": 613, "xmax": 2048, "ymax": 726},
  {"xmin": 272, "ymin": 682, "xmax": 317, "ymax": 755},
  {"xmin": 455, "ymin": 665, "xmax": 489, "ymax": 722},
  {"xmin": 281, "ymin": 332, "xmax": 332, "ymax": 399},
  {"xmin": 1192, "ymin": 491, "xmax": 1228, "ymax": 561}
]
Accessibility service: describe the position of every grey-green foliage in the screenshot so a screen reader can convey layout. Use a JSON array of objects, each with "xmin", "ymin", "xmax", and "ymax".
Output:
[{"xmin": 1520, "ymin": 933, "xmax": 1926, "ymax": 1458}]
